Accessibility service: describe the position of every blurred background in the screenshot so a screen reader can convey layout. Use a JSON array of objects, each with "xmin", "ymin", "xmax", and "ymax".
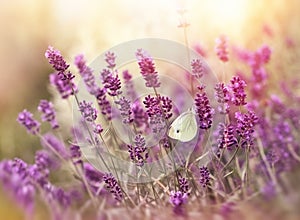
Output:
[{"xmin": 0, "ymin": 0, "xmax": 299, "ymax": 219}]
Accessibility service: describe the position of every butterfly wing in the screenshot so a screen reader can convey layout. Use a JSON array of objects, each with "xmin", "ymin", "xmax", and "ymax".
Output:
[{"xmin": 168, "ymin": 111, "xmax": 198, "ymax": 142}]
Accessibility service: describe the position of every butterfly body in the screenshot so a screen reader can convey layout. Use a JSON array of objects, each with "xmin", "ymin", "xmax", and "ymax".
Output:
[{"xmin": 168, "ymin": 109, "xmax": 198, "ymax": 142}]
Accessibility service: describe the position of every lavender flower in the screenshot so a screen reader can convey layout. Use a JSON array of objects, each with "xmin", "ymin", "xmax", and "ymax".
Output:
[
  {"xmin": 83, "ymin": 163, "xmax": 104, "ymax": 194},
  {"xmin": 160, "ymin": 136, "xmax": 171, "ymax": 149},
  {"xmin": 215, "ymin": 82, "xmax": 231, "ymax": 114},
  {"xmin": 41, "ymin": 133, "xmax": 69, "ymax": 159},
  {"xmin": 195, "ymin": 86, "xmax": 214, "ymax": 129},
  {"xmin": 169, "ymin": 190, "xmax": 188, "ymax": 207},
  {"xmin": 160, "ymin": 96, "xmax": 173, "ymax": 119},
  {"xmin": 17, "ymin": 110, "xmax": 40, "ymax": 135},
  {"xmin": 132, "ymin": 102, "xmax": 148, "ymax": 128},
  {"xmin": 199, "ymin": 166, "xmax": 210, "ymax": 187},
  {"xmin": 100, "ymin": 68, "xmax": 112, "ymax": 83},
  {"xmin": 70, "ymin": 145, "xmax": 82, "ymax": 164},
  {"xmin": 104, "ymin": 73, "xmax": 122, "ymax": 97},
  {"xmin": 115, "ymin": 96, "xmax": 134, "ymax": 124},
  {"xmin": 143, "ymin": 95, "xmax": 172, "ymax": 119},
  {"xmin": 35, "ymin": 150, "xmax": 57, "ymax": 170},
  {"xmin": 95, "ymin": 88, "xmax": 112, "ymax": 120},
  {"xmin": 191, "ymin": 59, "xmax": 204, "ymax": 78},
  {"xmin": 79, "ymin": 101, "xmax": 98, "ymax": 122},
  {"xmin": 215, "ymin": 83, "xmax": 230, "ymax": 103},
  {"xmin": 235, "ymin": 110, "xmax": 258, "ymax": 148},
  {"xmin": 45, "ymin": 46, "xmax": 70, "ymax": 73},
  {"xmin": 143, "ymin": 95, "xmax": 161, "ymax": 117},
  {"xmin": 230, "ymin": 76, "xmax": 247, "ymax": 106},
  {"xmin": 45, "ymin": 46, "xmax": 76, "ymax": 83},
  {"xmin": 49, "ymin": 73, "xmax": 78, "ymax": 99},
  {"xmin": 149, "ymin": 113, "xmax": 166, "ymax": 135},
  {"xmin": 217, "ymin": 123, "xmax": 237, "ymax": 152},
  {"xmin": 105, "ymin": 51, "xmax": 116, "ymax": 69},
  {"xmin": 103, "ymin": 173, "xmax": 123, "ymax": 201},
  {"xmin": 38, "ymin": 100, "xmax": 59, "ymax": 129},
  {"xmin": 215, "ymin": 35, "xmax": 229, "ymax": 62},
  {"xmin": 0, "ymin": 159, "xmax": 36, "ymax": 213},
  {"xmin": 136, "ymin": 49, "xmax": 160, "ymax": 88},
  {"xmin": 74, "ymin": 54, "xmax": 98, "ymax": 95},
  {"xmin": 123, "ymin": 70, "xmax": 137, "ymax": 101},
  {"xmin": 179, "ymin": 177, "xmax": 189, "ymax": 193},
  {"xmin": 127, "ymin": 134, "xmax": 148, "ymax": 166},
  {"xmin": 93, "ymin": 123, "xmax": 104, "ymax": 134}
]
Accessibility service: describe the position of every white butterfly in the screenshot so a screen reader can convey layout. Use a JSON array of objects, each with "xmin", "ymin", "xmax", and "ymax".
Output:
[{"xmin": 168, "ymin": 108, "xmax": 198, "ymax": 142}]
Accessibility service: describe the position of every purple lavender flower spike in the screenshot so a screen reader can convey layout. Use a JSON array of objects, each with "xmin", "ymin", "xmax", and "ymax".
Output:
[
  {"xmin": 38, "ymin": 100, "xmax": 59, "ymax": 129},
  {"xmin": 70, "ymin": 145, "xmax": 82, "ymax": 164},
  {"xmin": 136, "ymin": 49, "xmax": 160, "ymax": 88},
  {"xmin": 217, "ymin": 123, "xmax": 237, "ymax": 152},
  {"xmin": 143, "ymin": 95, "xmax": 172, "ymax": 120},
  {"xmin": 123, "ymin": 70, "xmax": 137, "ymax": 101},
  {"xmin": 93, "ymin": 123, "xmax": 104, "ymax": 134},
  {"xmin": 195, "ymin": 85, "xmax": 214, "ymax": 129},
  {"xmin": 35, "ymin": 150, "xmax": 57, "ymax": 170},
  {"xmin": 235, "ymin": 110, "xmax": 258, "ymax": 148},
  {"xmin": 17, "ymin": 109, "xmax": 40, "ymax": 135},
  {"xmin": 0, "ymin": 159, "xmax": 36, "ymax": 214},
  {"xmin": 127, "ymin": 134, "xmax": 148, "ymax": 166},
  {"xmin": 95, "ymin": 88, "xmax": 112, "ymax": 120},
  {"xmin": 132, "ymin": 102, "xmax": 148, "ymax": 128},
  {"xmin": 74, "ymin": 54, "xmax": 98, "ymax": 95},
  {"xmin": 45, "ymin": 46, "xmax": 76, "ymax": 82},
  {"xmin": 104, "ymin": 73, "xmax": 122, "ymax": 97},
  {"xmin": 215, "ymin": 82, "xmax": 231, "ymax": 114},
  {"xmin": 191, "ymin": 59, "xmax": 204, "ymax": 78},
  {"xmin": 169, "ymin": 190, "xmax": 188, "ymax": 214},
  {"xmin": 41, "ymin": 133, "xmax": 69, "ymax": 159},
  {"xmin": 230, "ymin": 76, "xmax": 247, "ymax": 106},
  {"xmin": 45, "ymin": 46, "xmax": 70, "ymax": 72},
  {"xmin": 105, "ymin": 51, "xmax": 116, "ymax": 69},
  {"xmin": 103, "ymin": 173, "xmax": 123, "ymax": 201},
  {"xmin": 160, "ymin": 95, "xmax": 173, "ymax": 119},
  {"xmin": 199, "ymin": 166, "xmax": 210, "ymax": 187},
  {"xmin": 115, "ymin": 96, "xmax": 134, "ymax": 124},
  {"xmin": 49, "ymin": 73, "xmax": 78, "ymax": 99},
  {"xmin": 79, "ymin": 101, "xmax": 98, "ymax": 122},
  {"xmin": 179, "ymin": 177, "xmax": 189, "ymax": 193}
]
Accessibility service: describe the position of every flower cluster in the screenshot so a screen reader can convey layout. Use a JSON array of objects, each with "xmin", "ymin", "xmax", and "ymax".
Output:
[
  {"xmin": 127, "ymin": 134, "xmax": 148, "ymax": 166},
  {"xmin": 122, "ymin": 70, "xmax": 137, "ymax": 101},
  {"xmin": 105, "ymin": 51, "xmax": 116, "ymax": 69},
  {"xmin": 234, "ymin": 45, "xmax": 271, "ymax": 98},
  {"xmin": 230, "ymin": 76, "xmax": 247, "ymax": 106},
  {"xmin": 2, "ymin": 34, "xmax": 300, "ymax": 220},
  {"xmin": 217, "ymin": 123, "xmax": 237, "ymax": 154},
  {"xmin": 169, "ymin": 190, "xmax": 188, "ymax": 209},
  {"xmin": 17, "ymin": 110, "xmax": 40, "ymax": 135},
  {"xmin": 38, "ymin": 100, "xmax": 59, "ymax": 129},
  {"xmin": 214, "ymin": 82, "xmax": 231, "ymax": 114},
  {"xmin": 45, "ymin": 46, "xmax": 77, "ymax": 98},
  {"xmin": 115, "ymin": 96, "xmax": 134, "ymax": 124},
  {"xmin": 136, "ymin": 49, "xmax": 160, "ymax": 88},
  {"xmin": 79, "ymin": 101, "xmax": 98, "ymax": 122},
  {"xmin": 235, "ymin": 110, "xmax": 258, "ymax": 148},
  {"xmin": 74, "ymin": 54, "xmax": 98, "ymax": 95},
  {"xmin": 195, "ymin": 85, "xmax": 214, "ymax": 129},
  {"xmin": 191, "ymin": 58, "xmax": 204, "ymax": 78},
  {"xmin": 179, "ymin": 177, "xmax": 189, "ymax": 193},
  {"xmin": 199, "ymin": 166, "xmax": 210, "ymax": 187},
  {"xmin": 143, "ymin": 95, "xmax": 173, "ymax": 119},
  {"xmin": 215, "ymin": 35, "xmax": 229, "ymax": 62},
  {"xmin": 103, "ymin": 173, "xmax": 123, "ymax": 201}
]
